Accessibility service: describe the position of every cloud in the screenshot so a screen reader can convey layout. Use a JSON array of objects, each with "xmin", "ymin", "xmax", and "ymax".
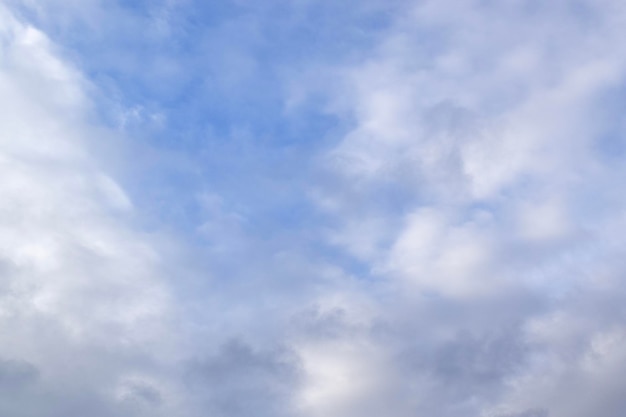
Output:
[
  {"xmin": 185, "ymin": 339, "xmax": 301, "ymax": 417},
  {"xmin": 0, "ymin": 5, "xmax": 179, "ymax": 416},
  {"xmin": 297, "ymin": 0, "xmax": 626, "ymax": 416},
  {"xmin": 3, "ymin": 0, "xmax": 626, "ymax": 416}
]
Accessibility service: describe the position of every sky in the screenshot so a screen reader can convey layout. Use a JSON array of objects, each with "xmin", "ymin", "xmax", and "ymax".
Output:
[{"xmin": 1, "ymin": 0, "xmax": 626, "ymax": 416}]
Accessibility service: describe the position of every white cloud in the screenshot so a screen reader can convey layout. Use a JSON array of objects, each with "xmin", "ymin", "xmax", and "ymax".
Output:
[
  {"xmin": 0, "ymin": 5, "xmax": 181, "ymax": 416},
  {"xmin": 299, "ymin": 0, "xmax": 626, "ymax": 416}
]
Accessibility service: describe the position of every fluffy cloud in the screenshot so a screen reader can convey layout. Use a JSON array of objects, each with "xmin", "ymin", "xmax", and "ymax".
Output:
[{"xmin": 299, "ymin": 0, "xmax": 626, "ymax": 416}]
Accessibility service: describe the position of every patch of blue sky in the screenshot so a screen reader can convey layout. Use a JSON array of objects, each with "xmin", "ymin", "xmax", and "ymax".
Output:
[
  {"xmin": 6, "ymin": 0, "xmax": 418, "ymax": 290},
  {"xmin": 44, "ymin": 0, "xmax": 399, "ymax": 138},
  {"xmin": 28, "ymin": 2, "xmax": 397, "ymax": 240}
]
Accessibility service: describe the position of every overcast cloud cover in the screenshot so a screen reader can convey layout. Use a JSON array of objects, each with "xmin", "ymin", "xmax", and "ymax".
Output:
[{"xmin": 2, "ymin": 0, "xmax": 626, "ymax": 416}]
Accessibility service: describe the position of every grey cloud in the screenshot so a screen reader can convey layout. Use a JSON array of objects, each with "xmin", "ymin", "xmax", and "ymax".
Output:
[
  {"xmin": 0, "ymin": 358, "xmax": 38, "ymax": 389},
  {"xmin": 498, "ymin": 410, "xmax": 549, "ymax": 417},
  {"xmin": 430, "ymin": 330, "xmax": 528, "ymax": 386},
  {"xmin": 185, "ymin": 339, "xmax": 301, "ymax": 417}
]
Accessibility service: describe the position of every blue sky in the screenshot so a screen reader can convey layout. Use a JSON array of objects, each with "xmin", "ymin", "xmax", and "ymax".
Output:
[{"xmin": 2, "ymin": 0, "xmax": 626, "ymax": 416}]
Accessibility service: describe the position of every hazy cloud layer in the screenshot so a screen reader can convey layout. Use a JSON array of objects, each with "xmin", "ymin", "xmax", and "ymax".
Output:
[{"xmin": 2, "ymin": 0, "xmax": 626, "ymax": 416}]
